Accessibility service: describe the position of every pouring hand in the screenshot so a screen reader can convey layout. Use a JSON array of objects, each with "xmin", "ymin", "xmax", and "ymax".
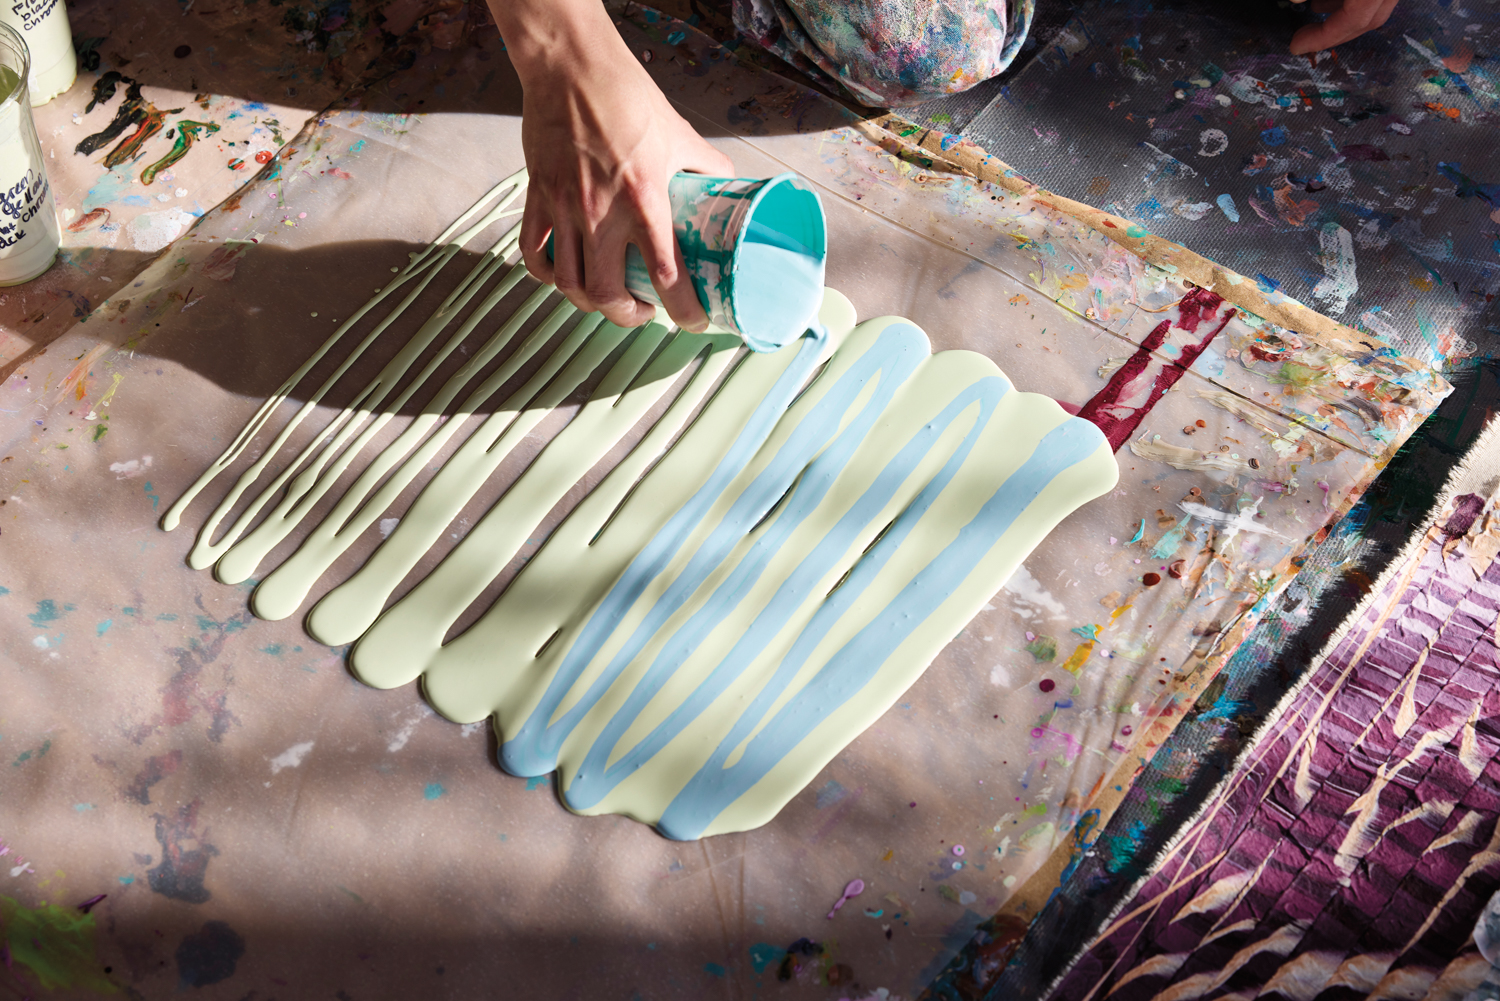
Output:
[{"xmin": 492, "ymin": 0, "xmax": 735, "ymax": 332}]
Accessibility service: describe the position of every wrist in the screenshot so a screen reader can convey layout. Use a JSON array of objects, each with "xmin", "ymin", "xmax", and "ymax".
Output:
[{"xmin": 491, "ymin": 0, "xmax": 629, "ymax": 89}]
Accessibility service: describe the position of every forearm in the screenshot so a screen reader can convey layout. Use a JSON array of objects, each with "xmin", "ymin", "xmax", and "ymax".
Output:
[{"xmin": 487, "ymin": 0, "xmax": 630, "ymax": 88}]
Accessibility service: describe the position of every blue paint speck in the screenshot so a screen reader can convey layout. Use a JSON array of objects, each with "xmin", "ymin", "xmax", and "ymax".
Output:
[
  {"xmin": 424, "ymin": 782, "xmax": 445, "ymax": 800},
  {"xmin": 704, "ymin": 962, "xmax": 726, "ymax": 978},
  {"xmin": 349, "ymin": 139, "xmax": 366, "ymax": 153},
  {"xmin": 29, "ymin": 600, "xmax": 62, "ymax": 627},
  {"xmin": 1215, "ymin": 193, "xmax": 1239, "ymax": 222},
  {"xmin": 97, "ymin": 619, "xmax": 112, "ymax": 636},
  {"xmin": 667, "ymin": 30, "xmax": 686, "ymax": 44},
  {"xmin": 526, "ymin": 775, "xmax": 550, "ymax": 790},
  {"xmin": 119, "ymin": 875, "xmax": 135, "ymax": 885},
  {"xmin": 1260, "ymin": 126, "xmax": 1288, "ymax": 146},
  {"xmin": 749, "ymin": 944, "xmax": 784, "ymax": 972}
]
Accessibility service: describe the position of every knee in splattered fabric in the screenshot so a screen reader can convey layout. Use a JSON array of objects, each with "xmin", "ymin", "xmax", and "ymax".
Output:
[
  {"xmin": 734, "ymin": 0, "xmax": 1029, "ymax": 107},
  {"xmin": 827, "ymin": 0, "xmax": 1017, "ymax": 105}
]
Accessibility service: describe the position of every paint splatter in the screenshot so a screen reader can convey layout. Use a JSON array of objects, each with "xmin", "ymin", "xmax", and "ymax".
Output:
[
  {"xmin": 1216, "ymin": 194, "xmax": 1240, "ymax": 222},
  {"xmin": 146, "ymin": 800, "xmax": 219, "ymax": 903},
  {"xmin": 424, "ymin": 782, "xmax": 445, "ymax": 800},
  {"xmin": 28, "ymin": 599, "xmax": 69, "ymax": 628},
  {"xmin": 142, "ymin": 120, "xmax": 222, "ymax": 186},
  {"xmin": 175, "ymin": 921, "xmax": 245, "ymax": 988},
  {"xmin": 12, "ymin": 739, "xmax": 51, "ymax": 767},
  {"xmin": 1077, "ymin": 289, "xmax": 1232, "ymax": 450},
  {"xmin": 0, "ymin": 896, "xmax": 116, "ymax": 993},
  {"xmin": 75, "ymin": 71, "xmax": 181, "ymax": 169},
  {"xmin": 269, "ymin": 741, "xmax": 314, "ymax": 775},
  {"xmin": 67, "ymin": 207, "xmax": 111, "ymax": 232},
  {"xmin": 1025, "ymin": 635, "xmax": 1058, "ymax": 662},
  {"xmin": 124, "ymin": 750, "xmax": 182, "ymax": 804},
  {"xmin": 1339, "ymin": 144, "xmax": 1389, "ymax": 162},
  {"xmin": 1311, "ymin": 222, "xmax": 1357, "ymax": 316}
]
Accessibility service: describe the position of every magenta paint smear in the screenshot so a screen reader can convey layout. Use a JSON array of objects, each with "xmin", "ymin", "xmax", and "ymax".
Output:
[{"xmin": 1076, "ymin": 289, "xmax": 1233, "ymax": 451}]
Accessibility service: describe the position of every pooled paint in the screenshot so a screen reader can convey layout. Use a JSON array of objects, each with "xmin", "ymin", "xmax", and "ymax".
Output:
[{"xmin": 167, "ymin": 171, "xmax": 1118, "ymax": 841}]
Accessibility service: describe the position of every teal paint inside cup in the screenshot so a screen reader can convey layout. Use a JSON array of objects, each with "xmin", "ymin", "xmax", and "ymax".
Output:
[
  {"xmin": 543, "ymin": 172, "xmax": 825, "ymax": 353},
  {"xmin": 727, "ymin": 176, "xmax": 826, "ymax": 353}
]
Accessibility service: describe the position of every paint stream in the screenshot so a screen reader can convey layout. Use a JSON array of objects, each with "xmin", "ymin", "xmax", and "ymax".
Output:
[{"xmin": 167, "ymin": 170, "xmax": 1118, "ymax": 839}]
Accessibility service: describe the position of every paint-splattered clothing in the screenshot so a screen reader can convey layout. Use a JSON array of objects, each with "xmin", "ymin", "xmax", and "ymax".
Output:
[{"xmin": 732, "ymin": 0, "xmax": 1033, "ymax": 107}]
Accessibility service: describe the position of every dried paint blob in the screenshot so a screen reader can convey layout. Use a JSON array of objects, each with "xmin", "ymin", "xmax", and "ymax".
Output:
[
  {"xmin": 1121, "ymin": 725, "xmax": 1133, "ymax": 736},
  {"xmin": 1038, "ymin": 678, "xmax": 1055, "ymax": 693},
  {"xmin": 1142, "ymin": 572, "xmax": 1162, "ymax": 586},
  {"xmin": 254, "ymin": 150, "xmax": 274, "ymax": 164},
  {"xmin": 951, "ymin": 844, "xmax": 965, "ymax": 857},
  {"xmin": 174, "ymin": 44, "xmax": 192, "ymax": 58}
]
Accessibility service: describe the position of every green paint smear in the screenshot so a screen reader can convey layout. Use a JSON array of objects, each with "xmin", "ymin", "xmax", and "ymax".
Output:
[
  {"xmin": 1152, "ymin": 522, "xmax": 1190, "ymax": 560},
  {"xmin": 13, "ymin": 739, "xmax": 51, "ymax": 767},
  {"xmin": 1025, "ymin": 635, "xmax": 1057, "ymax": 662},
  {"xmin": 141, "ymin": 120, "xmax": 221, "ymax": 186},
  {"xmin": 0, "ymin": 896, "xmax": 117, "ymax": 993}
]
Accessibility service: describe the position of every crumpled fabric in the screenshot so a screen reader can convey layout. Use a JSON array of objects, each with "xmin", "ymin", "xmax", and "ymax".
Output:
[
  {"xmin": 732, "ymin": 0, "xmax": 1034, "ymax": 107},
  {"xmin": 1466, "ymin": 891, "xmax": 1500, "ymax": 1001}
]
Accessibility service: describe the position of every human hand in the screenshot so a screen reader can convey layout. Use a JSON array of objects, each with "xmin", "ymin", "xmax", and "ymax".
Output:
[
  {"xmin": 1288, "ymin": 0, "xmax": 1400, "ymax": 55},
  {"xmin": 494, "ymin": 0, "xmax": 734, "ymax": 333}
]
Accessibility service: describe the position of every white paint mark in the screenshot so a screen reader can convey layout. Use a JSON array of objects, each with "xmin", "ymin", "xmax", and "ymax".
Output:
[
  {"xmin": 460, "ymin": 722, "xmax": 486, "ymax": 738},
  {"xmin": 1178, "ymin": 499, "xmax": 1287, "ymax": 541},
  {"xmin": 1197, "ymin": 128, "xmax": 1229, "ymax": 157},
  {"xmin": 378, "ymin": 517, "xmax": 400, "ymax": 538},
  {"xmin": 989, "ymin": 664, "xmax": 1012, "ymax": 687},
  {"xmin": 1002, "ymin": 565, "xmax": 1068, "ymax": 618},
  {"xmin": 109, "ymin": 456, "xmax": 154, "ymax": 479},
  {"xmin": 1311, "ymin": 222, "xmax": 1357, "ymax": 316},
  {"xmin": 31, "ymin": 636, "xmax": 48, "ymax": 649},
  {"xmin": 387, "ymin": 703, "xmax": 434, "ymax": 752},
  {"xmin": 269, "ymin": 740, "xmax": 315, "ymax": 774}
]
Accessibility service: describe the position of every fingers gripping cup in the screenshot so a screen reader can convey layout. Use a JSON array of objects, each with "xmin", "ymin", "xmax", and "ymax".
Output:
[
  {"xmin": 0, "ymin": 22, "xmax": 61, "ymax": 287},
  {"xmin": 550, "ymin": 172, "xmax": 827, "ymax": 353}
]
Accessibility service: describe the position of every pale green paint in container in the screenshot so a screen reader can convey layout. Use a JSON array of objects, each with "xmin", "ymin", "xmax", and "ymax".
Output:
[{"xmin": 550, "ymin": 172, "xmax": 826, "ymax": 353}]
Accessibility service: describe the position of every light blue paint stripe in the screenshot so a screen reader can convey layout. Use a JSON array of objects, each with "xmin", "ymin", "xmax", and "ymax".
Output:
[
  {"xmin": 658, "ymin": 417, "xmax": 1106, "ymax": 839},
  {"xmin": 498, "ymin": 326, "xmax": 831, "ymax": 776},
  {"xmin": 564, "ymin": 372, "xmax": 1008, "ymax": 809}
]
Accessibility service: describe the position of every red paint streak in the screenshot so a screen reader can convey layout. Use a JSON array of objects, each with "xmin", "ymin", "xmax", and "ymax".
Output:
[
  {"xmin": 1076, "ymin": 288, "xmax": 1232, "ymax": 451},
  {"xmin": 68, "ymin": 207, "xmax": 111, "ymax": 232}
]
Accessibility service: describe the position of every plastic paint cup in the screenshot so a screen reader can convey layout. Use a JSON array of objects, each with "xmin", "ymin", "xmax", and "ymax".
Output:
[
  {"xmin": 0, "ymin": 0, "xmax": 75, "ymax": 105},
  {"xmin": 0, "ymin": 22, "xmax": 61, "ymax": 286},
  {"xmin": 549, "ymin": 172, "xmax": 826, "ymax": 353}
]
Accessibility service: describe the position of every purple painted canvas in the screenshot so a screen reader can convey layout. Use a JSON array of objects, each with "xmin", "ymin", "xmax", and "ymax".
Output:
[{"xmin": 1049, "ymin": 489, "xmax": 1500, "ymax": 1001}]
